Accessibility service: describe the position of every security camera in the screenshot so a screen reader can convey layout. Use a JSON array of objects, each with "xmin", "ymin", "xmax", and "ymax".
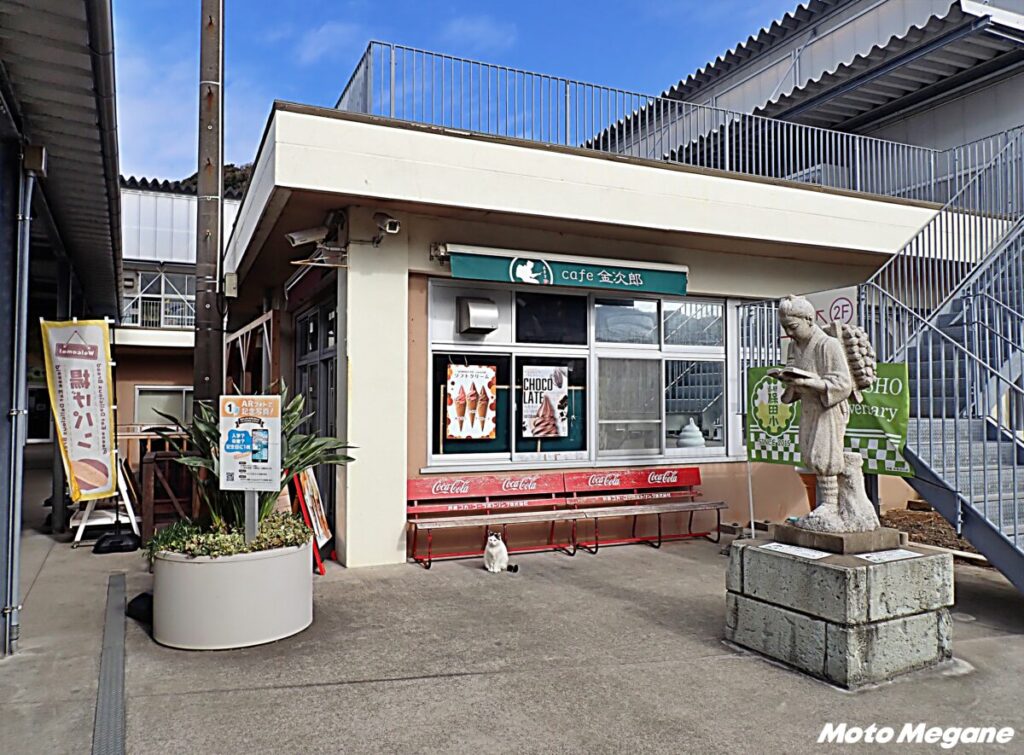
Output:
[
  {"xmin": 373, "ymin": 213, "xmax": 401, "ymax": 235},
  {"xmin": 285, "ymin": 226, "xmax": 329, "ymax": 248}
]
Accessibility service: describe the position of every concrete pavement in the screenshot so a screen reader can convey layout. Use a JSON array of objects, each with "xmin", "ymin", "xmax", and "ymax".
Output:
[
  {"xmin": 3, "ymin": 474, "xmax": 1023, "ymax": 755},
  {"xmin": 123, "ymin": 541, "xmax": 1024, "ymax": 754}
]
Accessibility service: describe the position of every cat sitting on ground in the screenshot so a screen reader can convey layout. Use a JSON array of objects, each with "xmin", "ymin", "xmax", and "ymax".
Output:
[{"xmin": 483, "ymin": 532, "xmax": 519, "ymax": 573}]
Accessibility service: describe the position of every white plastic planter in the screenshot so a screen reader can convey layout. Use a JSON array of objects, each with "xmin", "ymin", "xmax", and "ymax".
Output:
[{"xmin": 153, "ymin": 539, "xmax": 313, "ymax": 650}]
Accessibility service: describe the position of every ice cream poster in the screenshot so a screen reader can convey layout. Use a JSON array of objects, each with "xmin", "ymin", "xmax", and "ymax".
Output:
[
  {"xmin": 521, "ymin": 366, "xmax": 569, "ymax": 438},
  {"xmin": 446, "ymin": 364, "xmax": 497, "ymax": 440}
]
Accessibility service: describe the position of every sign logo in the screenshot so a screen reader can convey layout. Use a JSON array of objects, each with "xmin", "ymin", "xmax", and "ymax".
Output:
[
  {"xmin": 829, "ymin": 296, "xmax": 855, "ymax": 324},
  {"xmin": 751, "ymin": 374, "xmax": 796, "ymax": 437},
  {"xmin": 648, "ymin": 470, "xmax": 678, "ymax": 485},
  {"xmin": 501, "ymin": 476, "xmax": 539, "ymax": 492},
  {"xmin": 587, "ymin": 473, "xmax": 622, "ymax": 487},
  {"xmin": 508, "ymin": 258, "xmax": 554, "ymax": 286},
  {"xmin": 432, "ymin": 479, "xmax": 471, "ymax": 496}
]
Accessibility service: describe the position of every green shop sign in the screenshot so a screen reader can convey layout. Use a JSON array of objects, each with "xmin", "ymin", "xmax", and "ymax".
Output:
[
  {"xmin": 746, "ymin": 363, "xmax": 912, "ymax": 477},
  {"xmin": 449, "ymin": 251, "xmax": 688, "ymax": 296}
]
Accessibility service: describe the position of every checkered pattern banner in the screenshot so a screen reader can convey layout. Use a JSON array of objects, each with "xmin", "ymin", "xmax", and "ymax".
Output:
[
  {"xmin": 846, "ymin": 431, "xmax": 912, "ymax": 476},
  {"xmin": 746, "ymin": 364, "xmax": 911, "ymax": 477}
]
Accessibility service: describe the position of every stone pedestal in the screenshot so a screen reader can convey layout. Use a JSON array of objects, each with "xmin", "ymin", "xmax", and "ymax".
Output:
[
  {"xmin": 769, "ymin": 523, "xmax": 906, "ymax": 554},
  {"xmin": 725, "ymin": 540, "xmax": 954, "ymax": 688}
]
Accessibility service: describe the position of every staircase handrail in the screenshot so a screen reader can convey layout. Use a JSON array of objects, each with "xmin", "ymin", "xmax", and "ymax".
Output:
[
  {"xmin": 964, "ymin": 290, "xmax": 1024, "ymax": 322},
  {"xmin": 861, "ymin": 282, "xmax": 1024, "ymax": 404},
  {"xmin": 865, "ymin": 129, "xmax": 1024, "ymax": 327}
]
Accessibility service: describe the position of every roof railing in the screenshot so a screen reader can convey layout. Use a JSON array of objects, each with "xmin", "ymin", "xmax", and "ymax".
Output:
[{"xmin": 338, "ymin": 41, "xmax": 955, "ymax": 201}]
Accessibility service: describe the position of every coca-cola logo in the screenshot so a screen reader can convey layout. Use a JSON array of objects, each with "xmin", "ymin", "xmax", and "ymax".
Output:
[
  {"xmin": 648, "ymin": 470, "xmax": 678, "ymax": 485},
  {"xmin": 501, "ymin": 476, "xmax": 539, "ymax": 492},
  {"xmin": 587, "ymin": 473, "xmax": 622, "ymax": 487},
  {"xmin": 431, "ymin": 479, "xmax": 471, "ymax": 495}
]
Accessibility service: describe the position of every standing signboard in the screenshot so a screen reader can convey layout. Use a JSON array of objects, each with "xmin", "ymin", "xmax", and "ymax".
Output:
[
  {"xmin": 40, "ymin": 320, "xmax": 117, "ymax": 501},
  {"xmin": 219, "ymin": 395, "xmax": 282, "ymax": 542},
  {"xmin": 219, "ymin": 395, "xmax": 282, "ymax": 491},
  {"xmin": 746, "ymin": 363, "xmax": 912, "ymax": 476}
]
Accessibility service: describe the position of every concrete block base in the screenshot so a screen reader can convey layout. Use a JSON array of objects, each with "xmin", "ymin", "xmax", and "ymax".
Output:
[{"xmin": 725, "ymin": 540, "xmax": 954, "ymax": 689}]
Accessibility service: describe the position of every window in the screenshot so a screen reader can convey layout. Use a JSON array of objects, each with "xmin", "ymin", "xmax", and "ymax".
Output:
[
  {"xmin": 427, "ymin": 279, "xmax": 732, "ymax": 468},
  {"xmin": 663, "ymin": 300, "xmax": 724, "ymax": 346},
  {"xmin": 597, "ymin": 358, "xmax": 661, "ymax": 454},
  {"xmin": 595, "ymin": 298, "xmax": 659, "ymax": 344},
  {"xmin": 664, "ymin": 360, "xmax": 725, "ymax": 450},
  {"xmin": 121, "ymin": 270, "xmax": 196, "ymax": 329},
  {"xmin": 515, "ymin": 356, "xmax": 587, "ymax": 459},
  {"xmin": 515, "ymin": 292, "xmax": 587, "ymax": 345},
  {"xmin": 136, "ymin": 387, "xmax": 193, "ymax": 428},
  {"xmin": 431, "ymin": 353, "xmax": 512, "ymax": 457}
]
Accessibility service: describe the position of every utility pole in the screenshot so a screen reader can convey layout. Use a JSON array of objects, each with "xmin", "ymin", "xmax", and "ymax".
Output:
[{"xmin": 193, "ymin": 0, "xmax": 224, "ymax": 405}]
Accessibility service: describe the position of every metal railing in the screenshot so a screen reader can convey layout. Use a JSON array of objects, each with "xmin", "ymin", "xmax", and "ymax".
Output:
[
  {"xmin": 863, "ymin": 127, "xmax": 1024, "ymax": 342},
  {"xmin": 862, "ymin": 283, "xmax": 1023, "ymax": 547},
  {"xmin": 338, "ymin": 41, "xmax": 949, "ymax": 201},
  {"xmin": 121, "ymin": 294, "xmax": 195, "ymax": 329}
]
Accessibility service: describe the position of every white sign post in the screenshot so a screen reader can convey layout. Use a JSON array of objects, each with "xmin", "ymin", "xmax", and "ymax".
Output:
[{"xmin": 219, "ymin": 395, "xmax": 282, "ymax": 543}]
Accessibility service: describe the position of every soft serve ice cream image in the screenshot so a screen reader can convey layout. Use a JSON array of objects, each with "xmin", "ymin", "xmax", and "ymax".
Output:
[{"xmin": 446, "ymin": 365, "xmax": 498, "ymax": 440}]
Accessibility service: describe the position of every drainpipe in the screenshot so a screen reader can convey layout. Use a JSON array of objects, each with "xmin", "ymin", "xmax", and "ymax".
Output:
[{"xmin": 4, "ymin": 160, "xmax": 36, "ymax": 655}]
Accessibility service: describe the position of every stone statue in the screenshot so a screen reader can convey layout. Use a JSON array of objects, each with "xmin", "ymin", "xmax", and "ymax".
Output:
[{"xmin": 773, "ymin": 295, "xmax": 880, "ymax": 533}]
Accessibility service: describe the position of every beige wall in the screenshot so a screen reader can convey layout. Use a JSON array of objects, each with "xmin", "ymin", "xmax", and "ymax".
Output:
[
  {"xmin": 226, "ymin": 107, "xmax": 940, "ymax": 279},
  {"xmin": 114, "ymin": 347, "xmax": 193, "ymax": 470},
  {"xmin": 335, "ymin": 208, "xmax": 410, "ymax": 568}
]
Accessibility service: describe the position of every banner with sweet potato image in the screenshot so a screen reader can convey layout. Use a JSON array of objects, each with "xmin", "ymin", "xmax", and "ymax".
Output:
[
  {"xmin": 446, "ymin": 364, "xmax": 496, "ymax": 440},
  {"xmin": 40, "ymin": 320, "xmax": 117, "ymax": 501}
]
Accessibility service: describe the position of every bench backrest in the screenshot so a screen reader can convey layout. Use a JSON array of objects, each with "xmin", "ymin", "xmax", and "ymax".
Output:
[
  {"xmin": 408, "ymin": 467, "xmax": 703, "ymax": 516},
  {"xmin": 563, "ymin": 467, "xmax": 702, "ymax": 499},
  {"xmin": 407, "ymin": 473, "xmax": 566, "ymax": 515}
]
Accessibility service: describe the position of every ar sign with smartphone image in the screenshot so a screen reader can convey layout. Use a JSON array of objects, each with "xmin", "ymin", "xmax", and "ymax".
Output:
[{"xmin": 219, "ymin": 395, "xmax": 282, "ymax": 492}]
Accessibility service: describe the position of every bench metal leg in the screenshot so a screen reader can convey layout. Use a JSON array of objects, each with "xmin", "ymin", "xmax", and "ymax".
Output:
[
  {"xmin": 411, "ymin": 524, "xmax": 432, "ymax": 569},
  {"xmin": 579, "ymin": 518, "xmax": 600, "ymax": 554},
  {"xmin": 704, "ymin": 508, "xmax": 722, "ymax": 544},
  {"xmin": 550, "ymin": 518, "xmax": 577, "ymax": 556},
  {"xmin": 646, "ymin": 513, "xmax": 663, "ymax": 549}
]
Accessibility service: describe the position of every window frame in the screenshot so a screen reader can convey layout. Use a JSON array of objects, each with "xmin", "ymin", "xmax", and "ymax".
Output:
[
  {"xmin": 426, "ymin": 278, "xmax": 738, "ymax": 470},
  {"xmin": 134, "ymin": 385, "xmax": 194, "ymax": 428}
]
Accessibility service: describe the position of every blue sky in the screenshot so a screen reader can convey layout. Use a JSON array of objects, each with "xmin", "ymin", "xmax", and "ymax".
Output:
[{"xmin": 115, "ymin": 0, "xmax": 799, "ymax": 179}]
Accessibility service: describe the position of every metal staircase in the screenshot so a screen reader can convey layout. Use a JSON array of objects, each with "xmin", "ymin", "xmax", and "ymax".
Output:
[{"xmin": 860, "ymin": 126, "xmax": 1024, "ymax": 592}]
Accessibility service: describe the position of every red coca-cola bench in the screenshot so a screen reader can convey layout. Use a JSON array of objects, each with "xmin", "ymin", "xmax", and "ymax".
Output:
[
  {"xmin": 406, "ymin": 467, "xmax": 725, "ymax": 568},
  {"xmin": 406, "ymin": 473, "xmax": 576, "ymax": 568},
  {"xmin": 563, "ymin": 467, "xmax": 725, "ymax": 553}
]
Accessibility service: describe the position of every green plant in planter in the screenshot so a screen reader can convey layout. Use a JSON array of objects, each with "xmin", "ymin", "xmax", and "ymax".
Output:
[{"xmin": 149, "ymin": 385, "xmax": 353, "ymax": 558}]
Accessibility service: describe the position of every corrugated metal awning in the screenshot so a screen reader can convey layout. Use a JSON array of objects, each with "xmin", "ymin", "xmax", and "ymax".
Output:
[
  {"xmin": 757, "ymin": 4, "xmax": 1024, "ymax": 130},
  {"xmin": 0, "ymin": 0, "xmax": 121, "ymax": 316}
]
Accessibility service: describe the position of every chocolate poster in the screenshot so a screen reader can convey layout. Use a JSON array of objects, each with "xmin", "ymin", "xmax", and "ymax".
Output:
[
  {"xmin": 521, "ymin": 365, "xmax": 568, "ymax": 438},
  {"xmin": 446, "ymin": 364, "xmax": 497, "ymax": 440}
]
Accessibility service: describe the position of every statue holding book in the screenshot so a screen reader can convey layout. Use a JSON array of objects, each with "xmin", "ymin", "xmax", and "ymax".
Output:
[{"xmin": 770, "ymin": 295, "xmax": 880, "ymax": 533}]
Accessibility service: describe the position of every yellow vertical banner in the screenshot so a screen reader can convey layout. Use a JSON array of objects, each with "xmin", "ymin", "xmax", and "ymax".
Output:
[{"xmin": 40, "ymin": 320, "xmax": 117, "ymax": 501}]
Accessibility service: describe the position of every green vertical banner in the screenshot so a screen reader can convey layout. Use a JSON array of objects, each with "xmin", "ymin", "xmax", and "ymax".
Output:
[{"xmin": 747, "ymin": 363, "xmax": 912, "ymax": 476}]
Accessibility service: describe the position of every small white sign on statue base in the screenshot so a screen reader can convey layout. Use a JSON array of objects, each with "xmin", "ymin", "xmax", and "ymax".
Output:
[{"xmin": 219, "ymin": 395, "xmax": 283, "ymax": 542}]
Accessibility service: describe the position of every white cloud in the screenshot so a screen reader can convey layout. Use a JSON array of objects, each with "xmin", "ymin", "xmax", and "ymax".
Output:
[
  {"xmin": 296, "ymin": 20, "xmax": 366, "ymax": 66},
  {"xmin": 439, "ymin": 15, "xmax": 517, "ymax": 56},
  {"xmin": 116, "ymin": 29, "xmax": 273, "ymax": 179}
]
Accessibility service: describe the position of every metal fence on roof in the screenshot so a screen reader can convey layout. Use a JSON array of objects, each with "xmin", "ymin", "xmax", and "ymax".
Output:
[{"xmin": 337, "ymin": 41, "xmax": 959, "ymax": 202}]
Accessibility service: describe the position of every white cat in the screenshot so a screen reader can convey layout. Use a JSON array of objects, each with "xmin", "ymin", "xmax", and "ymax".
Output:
[{"xmin": 483, "ymin": 532, "xmax": 519, "ymax": 573}]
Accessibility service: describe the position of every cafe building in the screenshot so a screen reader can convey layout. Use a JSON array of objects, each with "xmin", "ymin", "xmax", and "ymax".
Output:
[{"xmin": 221, "ymin": 92, "xmax": 937, "ymax": 568}]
